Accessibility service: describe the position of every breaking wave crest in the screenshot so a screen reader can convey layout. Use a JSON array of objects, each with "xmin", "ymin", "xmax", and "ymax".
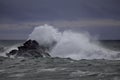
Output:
[{"xmin": 28, "ymin": 24, "xmax": 120, "ymax": 60}]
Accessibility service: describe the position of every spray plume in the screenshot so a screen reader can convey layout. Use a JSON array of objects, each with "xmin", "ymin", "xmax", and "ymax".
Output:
[{"xmin": 28, "ymin": 24, "xmax": 120, "ymax": 60}]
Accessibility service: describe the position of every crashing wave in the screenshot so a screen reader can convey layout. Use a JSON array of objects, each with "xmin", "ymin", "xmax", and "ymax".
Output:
[
  {"xmin": 3, "ymin": 24, "xmax": 120, "ymax": 60},
  {"xmin": 28, "ymin": 24, "xmax": 120, "ymax": 60}
]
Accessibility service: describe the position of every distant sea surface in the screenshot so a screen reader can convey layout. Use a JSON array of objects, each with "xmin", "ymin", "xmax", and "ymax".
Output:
[
  {"xmin": 0, "ymin": 40, "xmax": 25, "ymax": 47},
  {"xmin": 100, "ymin": 40, "xmax": 120, "ymax": 51}
]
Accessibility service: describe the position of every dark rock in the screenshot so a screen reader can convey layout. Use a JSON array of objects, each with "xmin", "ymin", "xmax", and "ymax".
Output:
[
  {"xmin": 6, "ymin": 49, "xmax": 18, "ymax": 57},
  {"xmin": 23, "ymin": 40, "xmax": 39, "ymax": 49},
  {"xmin": 6, "ymin": 40, "xmax": 51, "ymax": 58}
]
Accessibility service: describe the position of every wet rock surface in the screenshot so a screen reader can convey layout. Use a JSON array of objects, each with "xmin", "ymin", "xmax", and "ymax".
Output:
[
  {"xmin": 0, "ymin": 56, "xmax": 120, "ymax": 80},
  {"xmin": 6, "ymin": 40, "xmax": 51, "ymax": 58}
]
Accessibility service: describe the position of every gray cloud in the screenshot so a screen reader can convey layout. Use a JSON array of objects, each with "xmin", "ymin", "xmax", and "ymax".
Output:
[
  {"xmin": 0, "ymin": 0, "xmax": 120, "ymax": 40},
  {"xmin": 0, "ymin": 19, "xmax": 120, "ymax": 40},
  {"xmin": 1, "ymin": 19, "xmax": 120, "ymax": 30},
  {"xmin": 0, "ymin": 0, "xmax": 120, "ymax": 23}
]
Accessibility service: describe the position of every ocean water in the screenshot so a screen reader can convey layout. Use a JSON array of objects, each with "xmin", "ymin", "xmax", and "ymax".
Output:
[
  {"xmin": 100, "ymin": 40, "xmax": 120, "ymax": 51},
  {"xmin": 0, "ymin": 25, "xmax": 120, "ymax": 80},
  {"xmin": 0, "ymin": 40, "xmax": 120, "ymax": 80},
  {"xmin": 0, "ymin": 57, "xmax": 120, "ymax": 80},
  {"xmin": 0, "ymin": 40, "xmax": 24, "ymax": 47},
  {"xmin": 0, "ymin": 40, "xmax": 25, "ymax": 55}
]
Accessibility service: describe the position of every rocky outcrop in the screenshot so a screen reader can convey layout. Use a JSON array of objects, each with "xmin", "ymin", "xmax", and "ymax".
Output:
[{"xmin": 6, "ymin": 40, "xmax": 51, "ymax": 58}]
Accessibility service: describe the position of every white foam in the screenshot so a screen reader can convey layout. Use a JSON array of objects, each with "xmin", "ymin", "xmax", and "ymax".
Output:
[
  {"xmin": 28, "ymin": 24, "xmax": 61, "ymax": 46},
  {"xmin": 70, "ymin": 70, "xmax": 98, "ymax": 77},
  {"xmin": 37, "ymin": 68, "xmax": 57, "ymax": 72},
  {"xmin": 0, "ymin": 44, "xmax": 19, "ymax": 57},
  {"xmin": 28, "ymin": 24, "xmax": 120, "ymax": 60}
]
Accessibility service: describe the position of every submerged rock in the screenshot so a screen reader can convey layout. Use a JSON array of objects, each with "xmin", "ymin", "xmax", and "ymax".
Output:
[{"xmin": 6, "ymin": 40, "xmax": 51, "ymax": 58}]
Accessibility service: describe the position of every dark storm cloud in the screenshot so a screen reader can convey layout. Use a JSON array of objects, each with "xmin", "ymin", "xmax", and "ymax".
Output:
[
  {"xmin": 0, "ymin": 0, "xmax": 120, "ymax": 22},
  {"xmin": 0, "ymin": 0, "xmax": 120, "ymax": 40}
]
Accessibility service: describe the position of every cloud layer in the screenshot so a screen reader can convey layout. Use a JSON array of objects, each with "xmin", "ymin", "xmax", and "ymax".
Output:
[
  {"xmin": 0, "ymin": 19, "xmax": 120, "ymax": 40},
  {"xmin": 0, "ymin": 0, "xmax": 120, "ymax": 22},
  {"xmin": 0, "ymin": 0, "xmax": 120, "ymax": 39}
]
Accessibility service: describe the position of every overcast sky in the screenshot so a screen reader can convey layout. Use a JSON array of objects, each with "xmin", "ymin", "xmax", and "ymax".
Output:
[{"xmin": 0, "ymin": 0, "xmax": 120, "ymax": 40}]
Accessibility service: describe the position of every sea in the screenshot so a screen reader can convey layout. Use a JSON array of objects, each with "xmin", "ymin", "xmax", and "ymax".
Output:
[
  {"xmin": 0, "ymin": 24, "xmax": 120, "ymax": 79},
  {"xmin": 0, "ymin": 40, "xmax": 120, "ymax": 80}
]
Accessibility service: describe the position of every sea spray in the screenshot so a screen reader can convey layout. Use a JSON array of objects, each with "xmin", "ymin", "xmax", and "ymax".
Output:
[
  {"xmin": 28, "ymin": 24, "xmax": 120, "ymax": 60},
  {"xmin": 0, "ymin": 44, "xmax": 19, "ymax": 57},
  {"xmin": 28, "ymin": 24, "xmax": 61, "ymax": 46},
  {"xmin": 0, "ymin": 41, "xmax": 23, "ymax": 57}
]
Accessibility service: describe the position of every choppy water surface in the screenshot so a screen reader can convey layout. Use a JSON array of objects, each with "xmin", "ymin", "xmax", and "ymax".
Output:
[
  {"xmin": 0, "ymin": 25, "xmax": 120, "ymax": 80},
  {"xmin": 0, "ymin": 57, "xmax": 120, "ymax": 80}
]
